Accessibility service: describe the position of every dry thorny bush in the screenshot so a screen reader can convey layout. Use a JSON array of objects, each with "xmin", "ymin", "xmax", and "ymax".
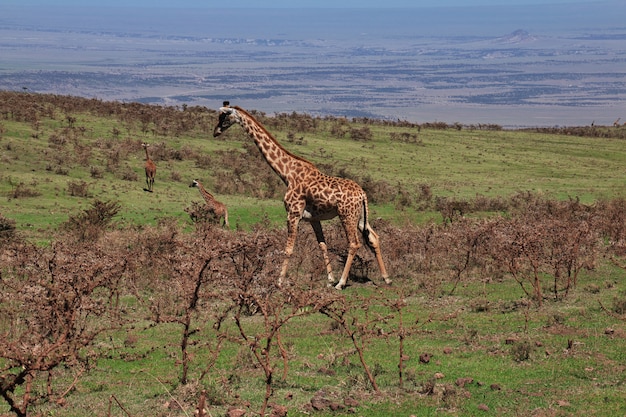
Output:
[{"xmin": 2, "ymin": 194, "xmax": 626, "ymax": 415}]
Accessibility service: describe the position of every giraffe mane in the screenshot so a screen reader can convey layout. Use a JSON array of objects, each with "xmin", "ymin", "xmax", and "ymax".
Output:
[{"xmin": 233, "ymin": 106, "xmax": 315, "ymax": 167}]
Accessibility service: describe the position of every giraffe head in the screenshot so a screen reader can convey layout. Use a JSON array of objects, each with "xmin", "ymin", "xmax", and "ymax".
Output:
[
  {"xmin": 189, "ymin": 179, "xmax": 200, "ymax": 188},
  {"xmin": 213, "ymin": 104, "xmax": 239, "ymax": 137}
]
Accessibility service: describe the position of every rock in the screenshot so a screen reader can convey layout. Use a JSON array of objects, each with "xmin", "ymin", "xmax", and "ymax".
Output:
[
  {"xmin": 310, "ymin": 390, "xmax": 332, "ymax": 411},
  {"xmin": 344, "ymin": 397, "xmax": 359, "ymax": 407},
  {"xmin": 329, "ymin": 402, "xmax": 344, "ymax": 411},
  {"xmin": 269, "ymin": 404, "xmax": 288, "ymax": 417},
  {"xmin": 455, "ymin": 377, "xmax": 474, "ymax": 388},
  {"xmin": 317, "ymin": 366, "xmax": 336, "ymax": 376},
  {"xmin": 310, "ymin": 396, "xmax": 330, "ymax": 411},
  {"xmin": 226, "ymin": 408, "xmax": 246, "ymax": 417}
]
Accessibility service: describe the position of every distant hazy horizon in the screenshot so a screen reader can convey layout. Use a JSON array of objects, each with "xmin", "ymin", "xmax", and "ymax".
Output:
[
  {"xmin": 1, "ymin": 1, "xmax": 624, "ymax": 127},
  {"xmin": 1, "ymin": 0, "xmax": 608, "ymax": 8}
]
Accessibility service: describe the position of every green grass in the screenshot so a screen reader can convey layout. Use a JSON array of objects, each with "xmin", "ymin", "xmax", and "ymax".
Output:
[
  {"xmin": 28, "ymin": 266, "xmax": 623, "ymax": 417},
  {"xmin": 2, "ymin": 93, "xmax": 626, "ymax": 416},
  {"xmin": 4, "ymin": 250, "xmax": 626, "ymax": 416},
  {"xmin": 2, "ymin": 103, "xmax": 626, "ymax": 238}
]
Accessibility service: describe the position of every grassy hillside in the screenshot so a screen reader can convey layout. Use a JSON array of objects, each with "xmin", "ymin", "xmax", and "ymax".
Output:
[
  {"xmin": 2, "ymin": 92, "xmax": 626, "ymax": 417},
  {"xmin": 1, "ymin": 92, "xmax": 625, "ymax": 240}
]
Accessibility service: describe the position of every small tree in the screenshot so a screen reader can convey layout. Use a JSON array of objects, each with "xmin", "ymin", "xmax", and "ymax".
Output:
[
  {"xmin": 0, "ymin": 239, "xmax": 126, "ymax": 416},
  {"xmin": 320, "ymin": 291, "xmax": 397, "ymax": 394},
  {"xmin": 62, "ymin": 199, "xmax": 120, "ymax": 241}
]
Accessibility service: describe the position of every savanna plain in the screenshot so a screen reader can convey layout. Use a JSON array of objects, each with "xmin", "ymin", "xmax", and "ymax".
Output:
[{"xmin": 1, "ymin": 91, "xmax": 626, "ymax": 417}]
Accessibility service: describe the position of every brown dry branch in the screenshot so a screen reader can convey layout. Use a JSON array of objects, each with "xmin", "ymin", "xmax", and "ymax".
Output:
[
  {"xmin": 0, "ymin": 213, "xmax": 17, "ymax": 242},
  {"xmin": 135, "ymin": 224, "xmax": 229, "ymax": 385},
  {"xmin": 108, "ymin": 394, "xmax": 133, "ymax": 417},
  {"xmin": 443, "ymin": 217, "xmax": 499, "ymax": 295},
  {"xmin": 385, "ymin": 292, "xmax": 409, "ymax": 389},
  {"xmin": 230, "ymin": 285, "xmax": 340, "ymax": 416},
  {"xmin": 0, "ymin": 238, "xmax": 127, "ymax": 417},
  {"xmin": 62, "ymin": 199, "xmax": 121, "ymax": 241},
  {"xmin": 598, "ymin": 300, "xmax": 626, "ymax": 321},
  {"xmin": 214, "ymin": 229, "xmax": 341, "ymax": 415},
  {"xmin": 319, "ymin": 291, "xmax": 397, "ymax": 394}
]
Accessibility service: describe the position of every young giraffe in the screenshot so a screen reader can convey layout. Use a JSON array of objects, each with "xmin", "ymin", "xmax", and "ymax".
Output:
[
  {"xmin": 142, "ymin": 143, "xmax": 156, "ymax": 192},
  {"xmin": 189, "ymin": 179, "xmax": 229, "ymax": 228},
  {"xmin": 213, "ymin": 104, "xmax": 390, "ymax": 290}
]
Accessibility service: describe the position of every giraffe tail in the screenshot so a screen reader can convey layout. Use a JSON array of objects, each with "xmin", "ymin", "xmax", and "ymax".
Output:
[{"xmin": 361, "ymin": 199, "xmax": 376, "ymax": 253}]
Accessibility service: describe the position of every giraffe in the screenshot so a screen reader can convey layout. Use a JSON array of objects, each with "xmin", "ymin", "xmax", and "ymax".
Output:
[
  {"xmin": 614, "ymin": 117, "xmax": 621, "ymax": 127},
  {"xmin": 142, "ymin": 142, "xmax": 156, "ymax": 192},
  {"xmin": 189, "ymin": 179, "xmax": 229, "ymax": 228},
  {"xmin": 213, "ymin": 104, "xmax": 390, "ymax": 290}
]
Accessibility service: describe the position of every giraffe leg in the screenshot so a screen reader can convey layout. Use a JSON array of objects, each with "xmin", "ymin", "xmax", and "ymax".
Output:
[
  {"xmin": 310, "ymin": 221, "xmax": 335, "ymax": 285},
  {"xmin": 278, "ymin": 213, "xmax": 301, "ymax": 287},
  {"xmin": 364, "ymin": 224, "xmax": 391, "ymax": 284},
  {"xmin": 336, "ymin": 242, "xmax": 360, "ymax": 290},
  {"xmin": 335, "ymin": 219, "xmax": 362, "ymax": 290},
  {"xmin": 223, "ymin": 209, "xmax": 229, "ymax": 228}
]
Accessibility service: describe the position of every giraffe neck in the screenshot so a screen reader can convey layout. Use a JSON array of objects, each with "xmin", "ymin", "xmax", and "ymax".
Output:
[
  {"xmin": 144, "ymin": 146, "xmax": 150, "ymax": 161},
  {"xmin": 235, "ymin": 107, "xmax": 315, "ymax": 186},
  {"xmin": 197, "ymin": 182, "xmax": 216, "ymax": 203}
]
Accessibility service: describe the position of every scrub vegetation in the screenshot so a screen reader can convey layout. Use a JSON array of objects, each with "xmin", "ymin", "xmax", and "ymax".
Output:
[{"xmin": 1, "ymin": 91, "xmax": 626, "ymax": 416}]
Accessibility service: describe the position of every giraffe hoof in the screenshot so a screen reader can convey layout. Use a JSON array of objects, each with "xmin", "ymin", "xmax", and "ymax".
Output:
[{"xmin": 334, "ymin": 283, "xmax": 344, "ymax": 290}]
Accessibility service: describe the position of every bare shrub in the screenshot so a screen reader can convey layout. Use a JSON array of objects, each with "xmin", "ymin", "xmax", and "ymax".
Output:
[
  {"xmin": 330, "ymin": 123, "xmax": 347, "ymax": 138},
  {"xmin": 594, "ymin": 198, "xmax": 626, "ymax": 255},
  {"xmin": 319, "ymin": 292, "xmax": 399, "ymax": 394},
  {"xmin": 185, "ymin": 201, "xmax": 222, "ymax": 225},
  {"xmin": 7, "ymin": 181, "xmax": 40, "ymax": 199},
  {"xmin": 419, "ymin": 184, "xmax": 432, "ymax": 202},
  {"xmin": 510, "ymin": 340, "xmax": 533, "ymax": 362},
  {"xmin": 0, "ymin": 212, "xmax": 16, "ymax": 242},
  {"xmin": 610, "ymin": 292, "xmax": 626, "ymax": 315},
  {"xmin": 435, "ymin": 197, "xmax": 471, "ymax": 224},
  {"xmin": 54, "ymin": 165, "xmax": 69, "ymax": 175},
  {"xmin": 119, "ymin": 164, "xmax": 139, "ymax": 182},
  {"xmin": 286, "ymin": 131, "xmax": 306, "ymax": 145},
  {"xmin": 421, "ymin": 121, "xmax": 449, "ymax": 130},
  {"xmin": 67, "ymin": 179, "xmax": 90, "ymax": 197},
  {"xmin": 489, "ymin": 198, "xmax": 599, "ymax": 305},
  {"xmin": 48, "ymin": 132, "xmax": 67, "ymax": 146},
  {"xmin": 170, "ymin": 170, "xmax": 182, "ymax": 182},
  {"xmin": 0, "ymin": 239, "xmax": 126, "ymax": 417},
  {"xmin": 348, "ymin": 126, "xmax": 373, "ymax": 141},
  {"xmin": 89, "ymin": 165, "xmax": 103, "ymax": 178},
  {"xmin": 62, "ymin": 199, "xmax": 120, "ymax": 241},
  {"xmin": 105, "ymin": 147, "xmax": 122, "ymax": 172},
  {"xmin": 389, "ymin": 131, "xmax": 421, "ymax": 144},
  {"xmin": 443, "ymin": 217, "xmax": 500, "ymax": 295}
]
